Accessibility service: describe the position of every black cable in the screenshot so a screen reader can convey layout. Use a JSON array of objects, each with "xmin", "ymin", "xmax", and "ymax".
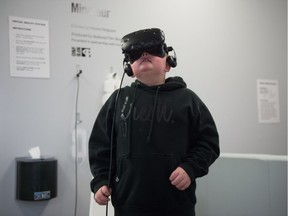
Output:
[
  {"xmin": 74, "ymin": 70, "xmax": 82, "ymax": 216},
  {"xmin": 105, "ymin": 70, "xmax": 126, "ymax": 216}
]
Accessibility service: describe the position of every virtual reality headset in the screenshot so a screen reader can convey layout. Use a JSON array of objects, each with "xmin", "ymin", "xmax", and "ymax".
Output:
[{"xmin": 121, "ymin": 28, "xmax": 168, "ymax": 63}]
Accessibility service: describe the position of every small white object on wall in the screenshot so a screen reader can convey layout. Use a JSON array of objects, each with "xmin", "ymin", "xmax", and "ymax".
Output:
[{"xmin": 102, "ymin": 67, "xmax": 120, "ymax": 105}]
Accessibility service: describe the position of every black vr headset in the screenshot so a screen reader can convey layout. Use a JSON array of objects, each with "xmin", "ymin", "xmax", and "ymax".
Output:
[{"xmin": 121, "ymin": 28, "xmax": 177, "ymax": 76}]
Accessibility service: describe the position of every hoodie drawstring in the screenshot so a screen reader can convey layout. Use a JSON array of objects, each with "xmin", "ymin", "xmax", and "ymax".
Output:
[
  {"xmin": 146, "ymin": 86, "xmax": 160, "ymax": 144},
  {"xmin": 125, "ymin": 83, "xmax": 139, "ymax": 157}
]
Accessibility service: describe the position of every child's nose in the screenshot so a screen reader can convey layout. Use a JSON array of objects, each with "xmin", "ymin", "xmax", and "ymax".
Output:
[{"xmin": 141, "ymin": 52, "xmax": 149, "ymax": 57}]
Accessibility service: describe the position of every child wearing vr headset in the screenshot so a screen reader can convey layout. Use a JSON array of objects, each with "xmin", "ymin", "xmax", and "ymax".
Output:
[{"xmin": 89, "ymin": 28, "xmax": 219, "ymax": 216}]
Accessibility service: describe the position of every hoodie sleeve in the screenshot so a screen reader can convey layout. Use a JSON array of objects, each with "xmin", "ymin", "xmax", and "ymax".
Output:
[
  {"xmin": 179, "ymin": 96, "xmax": 220, "ymax": 181},
  {"xmin": 89, "ymin": 92, "xmax": 117, "ymax": 193}
]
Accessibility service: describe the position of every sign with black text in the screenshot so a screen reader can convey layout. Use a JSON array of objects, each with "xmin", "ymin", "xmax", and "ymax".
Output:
[{"xmin": 9, "ymin": 16, "xmax": 50, "ymax": 78}]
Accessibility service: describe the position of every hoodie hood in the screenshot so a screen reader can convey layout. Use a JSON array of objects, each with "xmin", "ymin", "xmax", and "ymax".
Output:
[{"xmin": 131, "ymin": 76, "xmax": 187, "ymax": 91}]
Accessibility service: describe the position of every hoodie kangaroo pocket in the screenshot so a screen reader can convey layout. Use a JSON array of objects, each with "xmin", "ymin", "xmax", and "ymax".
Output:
[{"xmin": 112, "ymin": 154, "xmax": 188, "ymax": 207}]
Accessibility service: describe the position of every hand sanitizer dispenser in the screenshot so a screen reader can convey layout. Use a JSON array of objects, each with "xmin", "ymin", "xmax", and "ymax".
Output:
[{"xmin": 16, "ymin": 157, "xmax": 57, "ymax": 201}]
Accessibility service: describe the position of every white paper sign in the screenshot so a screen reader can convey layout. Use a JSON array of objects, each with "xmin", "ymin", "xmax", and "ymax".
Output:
[
  {"xmin": 9, "ymin": 16, "xmax": 50, "ymax": 78},
  {"xmin": 257, "ymin": 79, "xmax": 280, "ymax": 123}
]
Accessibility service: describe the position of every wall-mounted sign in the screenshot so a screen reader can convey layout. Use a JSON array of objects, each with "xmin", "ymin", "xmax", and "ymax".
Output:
[
  {"xmin": 9, "ymin": 16, "xmax": 50, "ymax": 78},
  {"xmin": 257, "ymin": 79, "xmax": 280, "ymax": 123}
]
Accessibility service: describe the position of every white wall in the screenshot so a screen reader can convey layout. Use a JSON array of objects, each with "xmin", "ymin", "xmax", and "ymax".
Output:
[{"xmin": 0, "ymin": 0, "xmax": 286, "ymax": 216}]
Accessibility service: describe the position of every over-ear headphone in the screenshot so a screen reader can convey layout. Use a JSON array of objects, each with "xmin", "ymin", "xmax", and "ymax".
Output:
[
  {"xmin": 165, "ymin": 45, "xmax": 177, "ymax": 68},
  {"xmin": 123, "ymin": 57, "xmax": 133, "ymax": 77}
]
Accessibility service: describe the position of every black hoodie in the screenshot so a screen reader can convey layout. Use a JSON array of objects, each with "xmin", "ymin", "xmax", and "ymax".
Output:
[{"xmin": 89, "ymin": 76, "xmax": 219, "ymax": 216}]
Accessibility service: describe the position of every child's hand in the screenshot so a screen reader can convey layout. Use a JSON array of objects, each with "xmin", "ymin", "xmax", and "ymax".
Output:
[
  {"xmin": 94, "ymin": 185, "xmax": 112, "ymax": 205},
  {"xmin": 169, "ymin": 167, "xmax": 191, "ymax": 190}
]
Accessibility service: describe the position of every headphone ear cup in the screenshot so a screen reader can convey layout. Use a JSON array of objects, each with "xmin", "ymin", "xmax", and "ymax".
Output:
[
  {"xmin": 167, "ymin": 56, "xmax": 177, "ymax": 68},
  {"xmin": 124, "ymin": 61, "xmax": 133, "ymax": 77}
]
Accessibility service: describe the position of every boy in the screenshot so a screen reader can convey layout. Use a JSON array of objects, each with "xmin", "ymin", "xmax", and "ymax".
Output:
[{"xmin": 89, "ymin": 28, "xmax": 220, "ymax": 216}]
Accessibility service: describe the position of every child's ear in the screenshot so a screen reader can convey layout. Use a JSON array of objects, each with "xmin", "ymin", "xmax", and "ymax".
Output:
[{"xmin": 165, "ymin": 60, "xmax": 171, "ymax": 72}]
